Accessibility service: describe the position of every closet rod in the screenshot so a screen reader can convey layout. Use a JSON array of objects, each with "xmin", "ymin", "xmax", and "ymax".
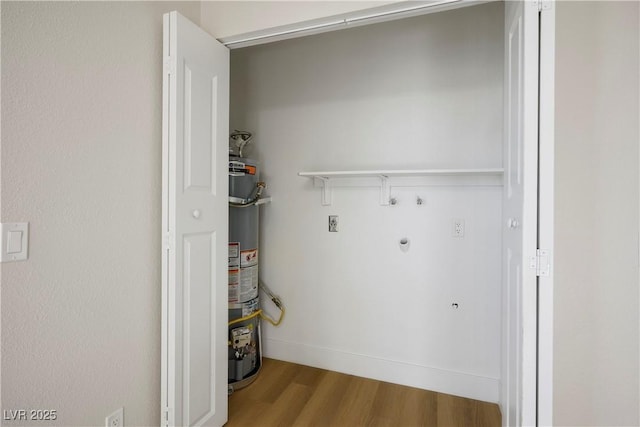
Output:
[
  {"xmin": 221, "ymin": 20, "xmax": 345, "ymax": 47},
  {"xmin": 220, "ymin": 0, "xmax": 465, "ymax": 47}
]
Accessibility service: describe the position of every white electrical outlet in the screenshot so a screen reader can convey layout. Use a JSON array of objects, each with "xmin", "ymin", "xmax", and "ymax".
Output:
[
  {"xmin": 452, "ymin": 219, "xmax": 465, "ymax": 237},
  {"xmin": 105, "ymin": 408, "xmax": 124, "ymax": 427}
]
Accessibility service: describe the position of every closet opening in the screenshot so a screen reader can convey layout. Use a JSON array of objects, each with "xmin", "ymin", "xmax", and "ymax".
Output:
[
  {"xmin": 161, "ymin": 0, "xmax": 549, "ymax": 424},
  {"xmin": 229, "ymin": 0, "xmax": 503, "ymax": 407}
]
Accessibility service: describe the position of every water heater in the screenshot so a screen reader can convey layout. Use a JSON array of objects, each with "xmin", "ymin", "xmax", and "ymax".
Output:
[{"xmin": 228, "ymin": 154, "xmax": 263, "ymax": 390}]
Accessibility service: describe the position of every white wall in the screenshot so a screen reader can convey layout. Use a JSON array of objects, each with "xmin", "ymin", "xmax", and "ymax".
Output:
[
  {"xmin": 0, "ymin": 2, "xmax": 200, "ymax": 426},
  {"xmin": 554, "ymin": 2, "xmax": 639, "ymax": 426},
  {"xmin": 230, "ymin": 2, "xmax": 504, "ymax": 402},
  {"xmin": 200, "ymin": 1, "xmax": 395, "ymax": 39}
]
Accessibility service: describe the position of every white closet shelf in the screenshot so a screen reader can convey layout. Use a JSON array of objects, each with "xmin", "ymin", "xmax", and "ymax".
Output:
[
  {"xmin": 298, "ymin": 168, "xmax": 504, "ymax": 178},
  {"xmin": 298, "ymin": 168, "xmax": 504, "ymax": 206}
]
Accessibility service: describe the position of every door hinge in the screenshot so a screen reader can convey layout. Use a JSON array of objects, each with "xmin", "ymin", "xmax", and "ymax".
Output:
[
  {"xmin": 163, "ymin": 407, "xmax": 171, "ymax": 427},
  {"xmin": 537, "ymin": 0, "xmax": 552, "ymax": 12},
  {"xmin": 164, "ymin": 56, "xmax": 176, "ymax": 75},
  {"xmin": 529, "ymin": 249, "xmax": 550, "ymax": 277}
]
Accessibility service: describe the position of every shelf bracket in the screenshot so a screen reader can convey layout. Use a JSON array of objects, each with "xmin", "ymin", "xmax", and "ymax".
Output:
[
  {"xmin": 315, "ymin": 176, "xmax": 332, "ymax": 206},
  {"xmin": 379, "ymin": 175, "xmax": 390, "ymax": 206}
]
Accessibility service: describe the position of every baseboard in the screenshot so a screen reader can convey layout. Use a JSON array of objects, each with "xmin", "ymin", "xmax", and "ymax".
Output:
[{"xmin": 263, "ymin": 337, "xmax": 499, "ymax": 403}]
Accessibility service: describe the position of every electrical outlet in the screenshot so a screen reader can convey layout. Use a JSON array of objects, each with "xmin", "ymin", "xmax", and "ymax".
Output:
[
  {"xmin": 105, "ymin": 408, "xmax": 124, "ymax": 427},
  {"xmin": 328, "ymin": 215, "xmax": 338, "ymax": 232},
  {"xmin": 452, "ymin": 219, "xmax": 465, "ymax": 237}
]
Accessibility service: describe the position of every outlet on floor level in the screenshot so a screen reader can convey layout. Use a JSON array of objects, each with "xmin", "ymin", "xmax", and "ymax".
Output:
[
  {"xmin": 452, "ymin": 219, "xmax": 465, "ymax": 237},
  {"xmin": 105, "ymin": 407, "xmax": 124, "ymax": 427}
]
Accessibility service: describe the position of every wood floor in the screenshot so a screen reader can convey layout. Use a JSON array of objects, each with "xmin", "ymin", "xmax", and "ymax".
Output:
[{"xmin": 227, "ymin": 358, "xmax": 501, "ymax": 427}]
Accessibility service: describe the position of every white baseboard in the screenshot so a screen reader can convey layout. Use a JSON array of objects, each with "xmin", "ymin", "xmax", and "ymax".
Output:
[{"xmin": 263, "ymin": 337, "xmax": 499, "ymax": 403}]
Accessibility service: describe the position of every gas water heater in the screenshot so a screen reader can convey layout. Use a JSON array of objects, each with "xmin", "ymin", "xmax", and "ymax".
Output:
[{"xmin": 228, "ymin": 131, "xmax": 283, "ymax": 393}]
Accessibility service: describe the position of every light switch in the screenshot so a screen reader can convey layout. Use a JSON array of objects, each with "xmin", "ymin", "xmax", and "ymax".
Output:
[
  {"xmin": 7, "ymin": 231, "xmax": 23, "ymax": 254},
  {"xmin": 1, "ymin": 222, "xmax": 29, "ymax": 262}
]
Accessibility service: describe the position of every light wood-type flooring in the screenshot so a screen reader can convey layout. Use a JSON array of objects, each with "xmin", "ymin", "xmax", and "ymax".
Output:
[{"xmin": 227, "ymin": 358, "xmax": 501, "ymax": 427}]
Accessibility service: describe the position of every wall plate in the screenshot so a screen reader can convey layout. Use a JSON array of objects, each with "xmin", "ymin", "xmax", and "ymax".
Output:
[
  {"xmin": 1, "ymin": 222, "xmax": 29, "ymax": 262},
  {"xmin": 328, "ymin": 215, "xmax": 338, "ymax": 232}
]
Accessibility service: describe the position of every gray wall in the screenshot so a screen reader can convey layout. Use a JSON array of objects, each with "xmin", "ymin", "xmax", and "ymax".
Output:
[
  {"xmin": 554, "ymin": 2, "xmax": 639, "ymax": 425},
  {"xmin": 1, "ymin": 2, "xmax": 199, "ymax": 425}
]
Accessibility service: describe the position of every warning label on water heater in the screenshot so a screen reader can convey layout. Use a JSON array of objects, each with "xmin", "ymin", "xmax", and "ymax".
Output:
[
  {"xmin": 240, "ymin": 249, "xmax": 258, "ymax": 267},
  {"xmin": 228, "ymin": 265, "xmax": 258, "ymax": 303},
  {"xmin": 228, "ymin": 242, "xmax": 240, "ymax": 268},
  {"xmin": 229, "ymin": 160, "xmax": 256, "ymax": 176}
]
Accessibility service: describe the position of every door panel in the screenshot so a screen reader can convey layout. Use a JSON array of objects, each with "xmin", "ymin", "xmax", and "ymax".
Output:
[
  {"xmin": 503, "ymin": 1, "xmax": 539, "ymax": 426},
  {"xmin": 162, "ymin": 11, "xmax": 229, "ymax": 427},
  {"xmin": 184, "ymin": 66, "xmax": 217, "ymax": 192},
  {"xmin": 183, "ymin": 231, "xmax": 216, "ymax": 425}
]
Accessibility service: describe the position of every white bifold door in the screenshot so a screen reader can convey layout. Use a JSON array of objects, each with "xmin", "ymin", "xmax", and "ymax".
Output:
[
  {"xmin": 161, "ymin": 11, "xmax": 229, "ymax": 427},
  {"xmin": 502, "ymin": 1, "xmax": 543, "ymax": 427}
]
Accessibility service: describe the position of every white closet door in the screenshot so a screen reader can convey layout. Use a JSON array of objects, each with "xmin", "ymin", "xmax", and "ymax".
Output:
[
  {"xmin": 162, "ymin": 11, "xmax": 229, "ymax": 427},
  {"xmin": 503, "ymin": 1, "xmax": 539, "ymax": 426}
]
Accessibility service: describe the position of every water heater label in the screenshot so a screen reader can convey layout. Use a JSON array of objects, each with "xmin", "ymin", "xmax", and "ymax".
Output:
[
  {"xmin": 228, "ymin": 268, "xmax": 240, "ymax": 302},
  {"xmin": 239, "ymin": 265, "xmax": 259, "ymax": 302},
  {"xmin": 229, "ymin": 161, "xmax": 256, "ymax": 176},
  {"xmin": 240, "ymin": 249, "xmax": 258, "ymax": 267},
  {"xmin": 228, "ymin": 265, "xmax": 258, "ymax": 303},
  {"xmin": 228, "ymin": 242, "xmax": 240, "ymax": 267}
]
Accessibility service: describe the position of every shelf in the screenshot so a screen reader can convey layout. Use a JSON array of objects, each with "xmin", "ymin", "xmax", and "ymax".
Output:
[
  {"xmin": 298, "ymin": 168, "xmax": 503, "ymax": 206},
  {"xmin": 298, "ymin": 168, "xmax": 504, "ymax": 178}
]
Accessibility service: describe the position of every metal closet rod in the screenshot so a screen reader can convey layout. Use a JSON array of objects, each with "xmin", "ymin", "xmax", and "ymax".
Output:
[{"xmin": 221, "ymin": 0, "xmax": 465, "ymax": 47}]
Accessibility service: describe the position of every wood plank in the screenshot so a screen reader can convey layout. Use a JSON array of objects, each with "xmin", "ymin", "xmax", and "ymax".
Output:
[
  {"xmin": 237, "ymin": 358, "xmax": 300, "ymax": 404},
  {"xmin": 475, "ymin": 400, "xmax": 503, "ymax": 427},
  {"xmin": 257, "ymin": 383, "xmax": 313, "ymax": 426},
  {"xmin": 291, "ymin": 370, "xmax": 350, "ymax": 426},
  {"xmin": 400, "ymin": 388, "xmax": 438, "ymax": 427},
  {"xmin": 332, "ymin": 376, "xmax": 380, "ymax": 426},
  {"xmin": 226, "ymin": 397, "xmax": 270, "ymax": 427},
  {"xmin": 369, "ymin": 382, "xmax": 410, "ymax": 421},
  {"xmin": 292, "ymin": 363, "xmax": 326, "ymax": 388},
  {"xmin": 227, "ymin": 358, "xmax": 501, "ymax": 427},
  {"xmin": 436, "ymin": 393, "xmax": 476, "ymax": 426}
]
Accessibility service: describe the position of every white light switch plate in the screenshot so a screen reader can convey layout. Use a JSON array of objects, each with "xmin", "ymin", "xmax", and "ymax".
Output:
[{"xmin": 1, "ymin": 222, "xmax": 29, "ymax": 262}]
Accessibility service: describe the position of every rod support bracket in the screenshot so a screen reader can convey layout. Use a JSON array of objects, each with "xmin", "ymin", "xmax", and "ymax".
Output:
[
  {"xmin": 315, "ymin": 176, "xmax": 332, "ymax": 206},
  {"xmin": 380, "ymin": 175, "xmax": 390, "ymax": 206}
]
